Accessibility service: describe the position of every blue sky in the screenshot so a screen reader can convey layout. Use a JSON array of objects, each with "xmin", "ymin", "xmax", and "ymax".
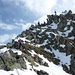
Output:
[{"xmin": 0, "ymin": 0, "xmax": 75, "ymax": 44}]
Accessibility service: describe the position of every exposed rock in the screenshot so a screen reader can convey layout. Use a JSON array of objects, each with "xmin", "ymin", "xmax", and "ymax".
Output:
[
  {"xmin": 58, "ymin": 22, "xmax": 66, "ymax": 32},
  {"xmin": 0, "ymin": 45, "xmax": 6, "ymax": 49},
  {"xmin": 43, "ymin": 62, "xmax": 49, "ymax": 67},
  {"xmin": 0, "ymin": 50, "xmax": 27, "ymax": 70},
  {"xmin": 34, "ymin": 55, "xmax": 43, "ymax": 65},
  {"xmin": 35, "ymin": 70, "xmax": 49, "ymax": 75},
  {"xmin": 1, "ymin": 10, "xmax": 75, "ymax": 75},
  {"xmin": 53, "ymin": 58, "xmax": 60, "ymax": 65},
  {"xmin": 7, "ymin": 43, "xmax": 13, "ymax": 48},
  {"xmin": 62, "ymin": 64, "xmax": 70, "ymax": 73}
]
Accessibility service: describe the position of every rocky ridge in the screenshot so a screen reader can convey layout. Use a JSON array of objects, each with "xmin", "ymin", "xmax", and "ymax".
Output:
[
  {"xmin": 0, "ymin": 10, "xmax": 75, "ymax": 75},
  {"xmin": 18, "ymin": 10, "xmax": 75, "ymax": 75}
]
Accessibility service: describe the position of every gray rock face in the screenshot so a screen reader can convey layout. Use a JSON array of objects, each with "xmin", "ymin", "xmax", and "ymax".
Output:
[
  {"xmin": 19, "ymin": 11, "xmax": 74, "ymax": 74},
  {"xmin": 35, "ymin": 70, "xmax": 49, "ymax": 75},
  {"xmin": 0, "ymin": 50, "xmax": 27, "ymax": 70}
]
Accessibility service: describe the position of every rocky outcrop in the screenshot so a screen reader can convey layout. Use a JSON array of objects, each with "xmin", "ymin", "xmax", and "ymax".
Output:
[
  {"xmin": 18, "ymin": 10, "xmax": 75, "ymax": 74},
  {"xmin": 0, "ymin": 50, "xmax": 27, "ymax": 70},
  {"xmin": 35, "ymin": 70, "xmax": 49, "ymax": 75},
  {"xmin": 1, "ymin": 10, "xmax": 75, "ymax": 75}
]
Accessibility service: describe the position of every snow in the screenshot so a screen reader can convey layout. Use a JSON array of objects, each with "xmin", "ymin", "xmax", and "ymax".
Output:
[
  {"xmin": 0, "ymin": 58, "xmax": 70, "ymax": 75},
  {"xmin": 29, "ymin": 50, "xmax": 36, "ymax": 56},
  {"xmin": 14, "ymin": 36, "xmax": 40, "ymax": 48},
  {"xmin": 46, "ymin": 32, "xmax": 58, "ymax": 36},
  {"xmin": 0, "ymin": 48, "xmax": 70, "ymax": 75},
  {"xmin": 34, "ymin": 52, "xmax": 69, "ymax": 75},
  {"xmin": 69, "ymin": 36, "xmax": 75, "ymax": 39},
  {"xmin": 41, "ymin": 28, "xmax": 46, "ymax": 32},
  {"xmin": 67, "ymin": 21, "xmax": 71, "ymax": 25},
  {"xmin": 11, "ymin": 48, "xmax": 22, "ymax": 55},
  {"xmin": 57, "ymin": 26, "xmax": 73, "ymax": 37},
  {"xmin": 0, "ymin": 47, "xmax": 9, "ymax": 53},
  {"xmin": 64, "ymin": 26, "xmax": 73, "ymax": 36},
  {"xmin": 57, "ymin": 31, "xmax": 62, "ymax": 36},
  {"xmin": 34, "ymin": 62, "xmax": 69, "ymax": 75},
  {"xmin": 36, "ymin": 28, "xmax": 40, "ymax": 31},
  {"xmin": 40, "ymin": 39, "xmax": 48, "ymax": 46},
  {"xmin": 44, "ymin": 47, "xmax": 70, "ymax": 68},
  {"xmin": 37, "ymin": 35, "xmax": 42, "ymax": 38},
  {"xmin": 64, "ymin": 27, "xmax": 68, "ymax": 31},
  {"xmin": 30, "ymin": 50, "xmax": 70, "ymax": 75},
  {"xmin": 39, "ymin": 28, "xmax": 46, "ymax": 34},
  {"xmin": 0, "ymin": 13, "xmax": 73, "ymax": 75},
  {"xmin": 32, "ymin": 29, "xmax": 36, "ymax": 32},
  {"xmin": 0, "ymin": 47, "xmax": 22, "ymax": 55},
  {"xmin": 60, "ymin": 44, "xmax": 65, "ymax": 48},
  {"xmin": 51, "ymin": 48, "xmax": 71, "ymax": 66},
  {"xmin": 49, "ymin": 22, "xmax": 57, "ymax": 29},
  {"xmin": 44, "ymin": 48, "xmax": 51, "ymax": 53},
  {"xmin": 0, "ymin": 69, "xmax": 37, "ymax": 75},
  {"xmin": 15, "ymin": 37, "xmax": 31, "ymax": 43}
]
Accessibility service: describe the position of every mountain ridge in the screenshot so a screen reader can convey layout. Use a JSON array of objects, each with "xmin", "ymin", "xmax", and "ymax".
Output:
[{"xmin": 0, "ymin": 10, "xmax": 75, "ymax": 75}]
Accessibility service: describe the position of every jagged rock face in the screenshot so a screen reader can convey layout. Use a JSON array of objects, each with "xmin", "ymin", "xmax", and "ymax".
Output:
[
  {"xmin": 0, "ymin": 50, "xmax": 27, "ymax": 70},
  {"xmin": 0, "ymin": 43, "xmax": 52, "ymax": 74},
  {"xmin": 35, "ymin": 70, "xmax": 49, "ymax": 75},
  {"xmin": 1, "ymin": 10, "xmax": 75, "ymax": 75},
  {"xmin": 17, "ymin": 11, "xmax": 75, "ymax": 75}
]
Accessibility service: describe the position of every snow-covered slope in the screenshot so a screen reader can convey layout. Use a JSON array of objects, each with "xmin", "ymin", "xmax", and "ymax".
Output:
[
  {"xmin": 17, "ymin": 11, "xmax": 75, "ymax": 74},
  {"xmin": 0, "ymin": 47, "xmax": 69, "ymax": 75},
  {"xmin": 0, "ymin": 10, "xmax": 75, "ymax": 75}
]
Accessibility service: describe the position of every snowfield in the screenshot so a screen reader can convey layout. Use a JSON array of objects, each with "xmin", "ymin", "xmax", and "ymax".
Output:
[{"xmin": 0, "ymin": 48, "xmax": 70, "ymax": 75}]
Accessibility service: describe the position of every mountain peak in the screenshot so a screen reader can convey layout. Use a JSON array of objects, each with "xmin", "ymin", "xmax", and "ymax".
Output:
[{"xmin": 0, "ymin": 10, "xmax": 75, "ymax": 75}]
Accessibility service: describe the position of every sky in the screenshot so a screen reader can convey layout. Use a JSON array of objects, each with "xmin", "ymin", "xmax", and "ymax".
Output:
[{"xmin": 0, "ymin": 0, "xmax": 75, "ymax": 44}]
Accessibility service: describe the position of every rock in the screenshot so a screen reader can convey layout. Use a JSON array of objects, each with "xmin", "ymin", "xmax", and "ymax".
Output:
[
  {"xmin": 50, "ymin": 33, "xmax": 55, "ymax": 39},
  {"xmin": 53, "ymin": 15, "xmax": 59, "ymax": 24},
  {"xmin": 36, "ymin": 70, "xmax": 49, "ymax": 75},
  {"xmin": 65, "ymin": 41, "xmax": 73, "ymax": 56},
  {"xmin": 11, "ymin": 74, "xmax": 14, "ymax": 75},
  {"xmin": 58, "ymin": 22, "xmax": 66, "ymax": 32},
  {"xmin": 21, "ymin": 31, "xmax": 26, "ymax": 37},
  {"xmin": 45, "ymin": 44, "xmax": 50, "ymax": 49},
  {"xmin": 24, "ymin": 53, "xmax": 35, "ymax": 67},
  {"xmin": 6, "ymin": 43, "xmax": 13, "ymax": 48},
  {"xmin": 34, "ymin": 55, "xmax": 43, "ymax": 65},
  {"xmin": 12, "ymin": 63, "xmax": 21, "ymax": 69},
  {"xmin": 71, "ymin": 29, "xmax": 75, "ymax": 36},
  {"xmin": 17, "ymin": 58, "xmax": 27, "ymax": 69},
  {"xmin": 13, "ymin": 41, "xmax": 19, "ymax": 49},
  {"xmin": 43, "ymin": 62, "xmax": 49, "ymax": 67},
  {"xmin": 0, "ymin": 49, "xmax": 27, "ymax": 70},
  {"xmin": 1, "ymin": 10, "xmax": 75, "ymax": 74},
  {"xmin": 26, "ymin": 35, "xmax": 33, "ymax": 40},
  {"xmin": 59, "ymin": 36, "xmax": 65, "ymax": 44},
  {"xmin": 0, "ymin": 45, "xmax": 6, "ymax": 49},
  {"xmin": 58, "ymin": 47, "xmax": 65, "ymax": 52},
  {"xmin": 70, "ymin": 54, "xmax": 75, "ymax": 75},
  {"xmin": 62, "ymin": 64, "xmax": 70, "ymax": 73},
  {"xmin": 53, "ymin": 58, "xmax": 60, "ymax": 65}
]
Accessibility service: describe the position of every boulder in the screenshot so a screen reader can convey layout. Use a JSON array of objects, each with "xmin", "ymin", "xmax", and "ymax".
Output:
[
  {"xmin": 6, "ymin": 43, "xmax": 13, "ymax": 48},
  {"xmin": 43, "ymin": 62, "xmax": 49, "ymax": 67},
  {"xmin": 62, "ymin": 64, "xmax": 70, "ymax": 73},
  {"xmin": 35, "ymin": 70, "xmax": 49, "ymax": 75}
]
